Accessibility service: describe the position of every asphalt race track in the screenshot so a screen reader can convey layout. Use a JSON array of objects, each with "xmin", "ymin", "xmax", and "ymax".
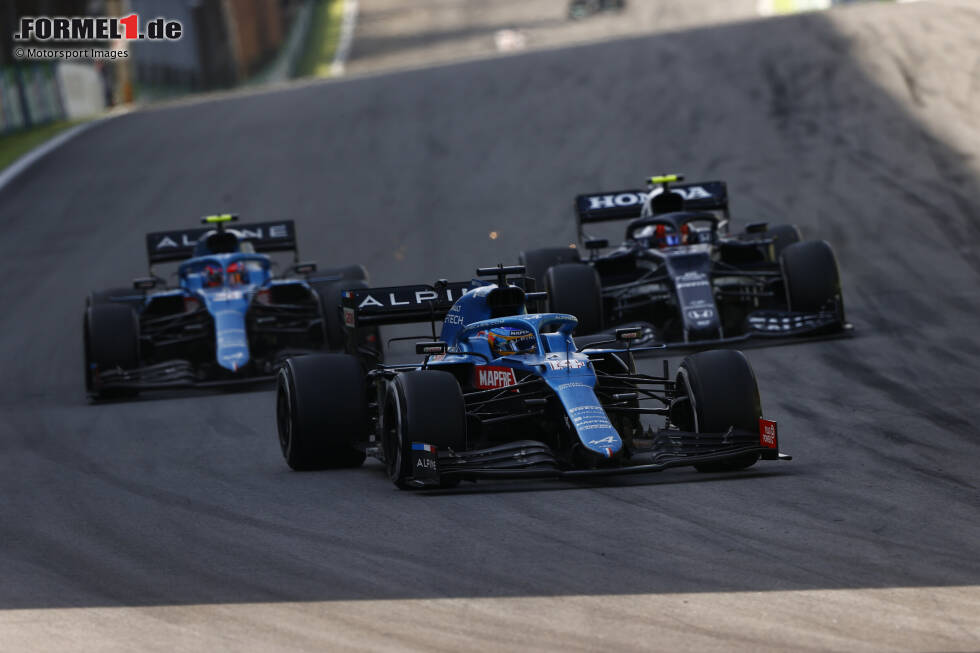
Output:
[{"xmin": 1, "ymin": 2, "xmax": 978, "ymax": 650}]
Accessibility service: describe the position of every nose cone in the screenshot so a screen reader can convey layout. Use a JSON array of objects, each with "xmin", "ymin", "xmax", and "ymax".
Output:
[
  {"xmin": 216, "ymin": 329, "xmax": 249, "ymax": 371},
  {"xmin": 543, "ymin": 366, "xmax": 623, "ymax": 457},
  {"xmin": 203, "ymin": 291, "xmax": 251, "ymax": 372}
]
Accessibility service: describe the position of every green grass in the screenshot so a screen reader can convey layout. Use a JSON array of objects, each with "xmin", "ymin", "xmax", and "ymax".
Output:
[
  {"xmin": 0, "ymin": 120, "xmax": 85, "ymax": 173},
  {"xmin": 294, "ymin": 0, "xmax": 344, "ymax": 78}
]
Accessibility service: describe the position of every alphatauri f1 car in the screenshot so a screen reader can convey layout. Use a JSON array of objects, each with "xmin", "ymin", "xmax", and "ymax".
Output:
[
  {"xmin": 519, "ymin": 175, "xmax": 849, "ymax": 347},
  {"xmin": 84, "ymin": 214, "xmax": 373, "ymax": 398},
  {"xmin": 276, "ymin": 265, "xmax": 789, "ymax": 489}
]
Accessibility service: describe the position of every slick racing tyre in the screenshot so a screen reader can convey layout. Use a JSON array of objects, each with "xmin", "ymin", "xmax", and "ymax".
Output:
[
  {"xmin": 84, "ymin": 303, "xmax": 140, "ymax": 399},
  {"xmin": 675, "ymin": 350, "xmax": 761, "ymax": 472},
  {"xmin": 545, "ymin": 263, "xmax": 603, "ymax": 335},
  {"xmin": 313, "ymin": 278, "xmax": 375, "ymax": 352},
  {"xmin": 87, "ymin": 287, "xmax": 144, "ymax": 310},
  {"xmin": 313, "ymin": 264, "xmax": 368, "ymax": 283},
  {"xmin": 764, "ymin": 224, "xmax": 802, "ymax": 261},
  {"xmin": 519, "ymin": 246, "xmax": 581, "ymax": 295},
  {"xmin": 307, "ymin": 263, "xmax": 369, "ymax": 348},
  {"xmin": 780, "ymin": 240, "xmax": 842, "ymax": 314},
  {"xmin": 381, "ymin": 371, "xmax": 466, "ymax": 490},
  {"xmin": 277, "ymin": 353, "xmax": 368, "ymax": 470}
]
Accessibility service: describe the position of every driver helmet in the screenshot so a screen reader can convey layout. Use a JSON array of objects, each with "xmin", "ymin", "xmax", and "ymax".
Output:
[
  {"xmin": 226, "ymin": 261, "xmax": 248, "ymax": 285},
  {"xmin": 487, "ymin": 326, "xmax": 537, "ymax": 357},
  {"xmin": 203, "ymin": 264, "xmax": 223, "ymax": 287},
  {"xmin": 635, "ymin": 224, "xmax": 688, "ymax": 249}
]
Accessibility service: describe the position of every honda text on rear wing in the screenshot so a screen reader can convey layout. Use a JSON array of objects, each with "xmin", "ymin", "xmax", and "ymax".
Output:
[{"xmin": 574, "ymin": 175, "xmax": 729, "ymax": 232}]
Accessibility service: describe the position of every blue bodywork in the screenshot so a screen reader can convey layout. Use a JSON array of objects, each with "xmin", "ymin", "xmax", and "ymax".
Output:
[
  {"xmin": 334, "ymin": 272, "xmax": 789, "ymax": 486},
  {"xmin": 139, "ymin": 248, "xmax": 319, "ymax": 375},
  {"xmin": 171, "ymin": 253, "xmax": 271, "ymax": 371},
  {"xmin": 430, "ymin": 284, "xmax": 623, "ymax": 459}
]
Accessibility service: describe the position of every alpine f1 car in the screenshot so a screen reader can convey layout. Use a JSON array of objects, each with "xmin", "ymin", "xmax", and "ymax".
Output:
[
  {"xmin": 518, "ymin": 175, "xmax": 849, "ymax": 347},
  {"xmin": 275, "ymin": 264, "xmax": 789, "ymax": 489},
  {"xmin": 84, "ymin": 214, "xmax": 374, "ymax": 398}
]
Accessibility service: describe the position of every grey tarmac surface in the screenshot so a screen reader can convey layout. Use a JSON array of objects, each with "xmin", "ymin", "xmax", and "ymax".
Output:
[
  {"xmin": 347, "ymin": 0, "xmax": 761, "ymax": 75},
  {"xmin": 1, "ymin": 1, "xmax": 979, "ymax": 650}
]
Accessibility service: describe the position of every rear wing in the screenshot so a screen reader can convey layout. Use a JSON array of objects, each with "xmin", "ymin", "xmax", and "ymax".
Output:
[
  {"xmin": 574, "ymin": 181, "xmax": 729, "ymax": 226},
  {"xmin": 341, "ymin": 282, "xmax": 473, "ymax": 328},
  {"xmin": 145, "ymin": 220, "xmax": 299, "ymax": 266}
]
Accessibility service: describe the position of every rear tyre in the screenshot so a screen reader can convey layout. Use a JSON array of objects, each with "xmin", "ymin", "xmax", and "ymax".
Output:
[
  {"xmin": 84, "ymin": 303, "xmax": 140, "ymax": 399},
  {"xmin": 313, "ymin": 279, "xmax": 369, "ymax": 351},
  {"xmin": 381, "ymin": 370, "xmax": 466, "ymax": 490},
  {"xmin": 519, "ymin": 247, "xmax": 581, "ymax": 298},
  {"xmin": 764, "ymin": 224, "xmax": 801, "ymax": 261},
  {"xmin": 313, "ymin": 264, "xmax": 368, "ymax": 283},
  {"xmin": 675, "ymin": 350, "xmax": 761, "ymax": 472},
  {"xmin": 780, "ymin": 240, "xmax": 842, "ymax": 314},
  {"xmin": 545, "ymin": 263, "xmax": 603, "ymax": 335},
  {"xmin": 276, "ymin": 353, "xmax": 368, "ymax": 470}
]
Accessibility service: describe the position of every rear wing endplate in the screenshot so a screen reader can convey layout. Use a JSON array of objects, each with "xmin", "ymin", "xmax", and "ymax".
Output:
[{"xmin": 145, "ymin": 220, "xmax": 298, "ymax": 265}]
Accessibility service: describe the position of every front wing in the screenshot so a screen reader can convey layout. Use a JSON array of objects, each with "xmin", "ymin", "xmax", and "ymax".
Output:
[
  {"xmin": 583, "ymin": 308, "xmax": 850, "ymax": 352},
  {"xmin": 89, "ymin": 360, "xmax": 275, "ymax": 394},
  {"xmin": 404, "ymin": 425, "xmax": 791, "ymax": 488}
]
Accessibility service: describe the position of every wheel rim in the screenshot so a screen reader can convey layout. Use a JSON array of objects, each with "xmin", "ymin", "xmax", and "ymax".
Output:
[
  {"xmin": 674, "ymin": 367, "xmax": 698, "ymax": 432},
  {"xmin": 382, "ymin": 390, "xmax": 403, "ymax": 482},
  {"xmin": 276, "ymin": 372, "xmax": 292, "ymax": 456}
]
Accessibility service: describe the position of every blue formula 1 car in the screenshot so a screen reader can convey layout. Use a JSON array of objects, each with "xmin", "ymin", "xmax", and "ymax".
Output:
[
  {"xmin": 275, "ymin": 265, "xmax": 789, "ymax": 489},
  {"xmin": 84, "ymin": 214, "xmax": 374, "ymax": 398}
]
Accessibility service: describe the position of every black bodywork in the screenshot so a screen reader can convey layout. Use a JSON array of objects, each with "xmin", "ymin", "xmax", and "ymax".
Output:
[{"xmin": 549, "ymin": 180, "xmax": 848, "ymax": 346}]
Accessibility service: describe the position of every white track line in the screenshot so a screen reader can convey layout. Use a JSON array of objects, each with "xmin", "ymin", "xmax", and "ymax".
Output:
[
  {"xmin": 0, "ymin": 121, "xmax": 98, "ymax": 193},
  {"xmin": 330, "ymin": 0, "xmax": 359, "ymax": 76}
]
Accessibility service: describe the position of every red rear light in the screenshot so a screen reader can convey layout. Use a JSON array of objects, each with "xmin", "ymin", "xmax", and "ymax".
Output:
[
  {"xmin": 183, "ymin": 296, "xmax": 200, "ymax": 312},
  {"xmin": 254, "ymin": 289, "xmax": 271, "ymax": 305}
]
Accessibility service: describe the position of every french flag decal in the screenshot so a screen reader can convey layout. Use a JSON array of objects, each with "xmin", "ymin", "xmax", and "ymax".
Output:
[
  {"xmin": 605, "ymin": 447, "xmax": 613, "ymax": 457},
  {"xmin": 412, "ymin": 443, "xmax": 436, "ymax": 453}
]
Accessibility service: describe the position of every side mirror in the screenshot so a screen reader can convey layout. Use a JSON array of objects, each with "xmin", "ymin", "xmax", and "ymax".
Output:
[
  {"xmin": 615, "ymin": 326, "xmax": 643, "ymax": 374},
  {"xmin": 133, "ymin": 277, "xmax": 158, "ymax": 290},
  {"xmin": 415, "ymin": 341, "xmax": 447, "ymax": 356},
  {"xmin": 615, "ymin": 327, "xmax": 644, "ymax": 341},
  {"xmin": 584, "ymin": 238, "xmax": 608, "ymax": 250}
]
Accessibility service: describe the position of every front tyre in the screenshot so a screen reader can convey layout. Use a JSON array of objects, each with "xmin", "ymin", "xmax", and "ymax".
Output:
[
  {"xmin": 381, "ymin": 370, "xmax": 467, "ymax": 489},
  {"xmin": 84, "ymin": 303, "xmax": 140, "ymax": 399},
  {"xmin": 675, "ymin": 350, "xmax": 761, "ymax": 472},
  {"xmin": 780, "ymin": 240, "xmax": 842, "ymax": 315},
  {"xmin": 764, "ymin": 224, "xmax": 802, "ymax": 261},
  {"xmin": 277, "ymin": 353, "xmax": 368, "ymax": 470}
]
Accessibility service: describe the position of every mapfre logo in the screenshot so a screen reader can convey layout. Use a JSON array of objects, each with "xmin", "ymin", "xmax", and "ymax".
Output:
[
  {"xmin": 474, "ymin": 366, "xmax": 517, "ymax": 390},
  {"xmin": 759, "ymin": 419, "xmax": 778, "ymax": 448}
]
